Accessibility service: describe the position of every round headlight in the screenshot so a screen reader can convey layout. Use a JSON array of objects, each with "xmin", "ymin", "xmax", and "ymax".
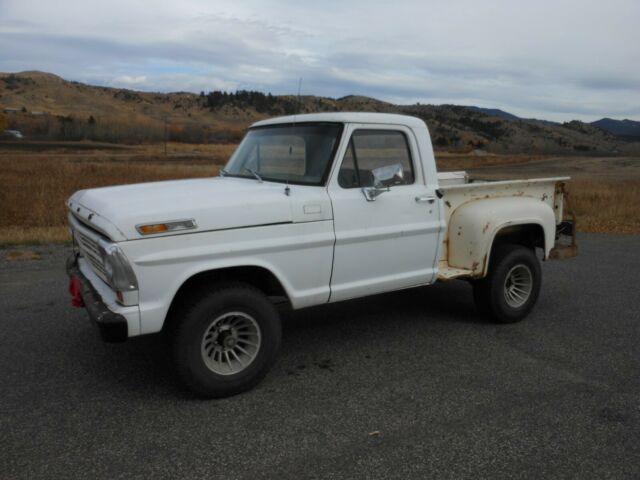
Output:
[{"xmin": 99, "ymin": 241, "xmax": 138, "ymax": 291}]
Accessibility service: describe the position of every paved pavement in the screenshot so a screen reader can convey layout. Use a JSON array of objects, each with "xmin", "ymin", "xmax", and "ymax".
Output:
[{"xmin": 1, "ymin": 233, "xmax": 639, "ymax": 479}]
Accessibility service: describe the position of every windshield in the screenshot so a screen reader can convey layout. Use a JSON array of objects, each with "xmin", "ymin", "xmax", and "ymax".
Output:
[{"xmin": 223, "ymin": 123, "xmax": 344, "ymax": 186}]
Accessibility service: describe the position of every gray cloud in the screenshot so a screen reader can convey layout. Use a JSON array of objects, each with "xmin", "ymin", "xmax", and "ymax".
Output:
[{"xmin": 0, "ymin": 0, "xmax": 639, "ymax": 121}]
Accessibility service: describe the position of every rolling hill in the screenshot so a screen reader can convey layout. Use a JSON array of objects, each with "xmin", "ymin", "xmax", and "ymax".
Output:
[
  {"xmin": 591, "ymin": 118, "xmax": 640, "ymax": 138},
  {"xmin": 1, "ymin": 71, "xmax": 639, "ymax": 154}
]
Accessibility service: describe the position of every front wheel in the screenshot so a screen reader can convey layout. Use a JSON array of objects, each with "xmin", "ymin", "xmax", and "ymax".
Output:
[
  {"xmin": 472, "ymin": 244, "xmax": 542, "ymax": 323},
  {"xmin": 172, "ymin": 283, "xmax": 281, "ymax": 398}
]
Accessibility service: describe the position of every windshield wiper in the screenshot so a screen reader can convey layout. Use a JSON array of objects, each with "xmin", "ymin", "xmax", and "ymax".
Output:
[
  {"xmin": 219, "ymin": 168, "xmax": 228, "ymax": 177},
  {"xmin": 243, "ymin": 167, "xmax": 263, "ymax": 183}
]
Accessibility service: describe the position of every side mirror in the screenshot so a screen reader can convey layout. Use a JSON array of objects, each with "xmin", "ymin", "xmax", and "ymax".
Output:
[
  {"xmin": 372, "ymin": 163, "xmax": 404, "ymax": 186},
  {"xmin": 361, "ymin": 163, "xmax": 404, "ymax": 201}
]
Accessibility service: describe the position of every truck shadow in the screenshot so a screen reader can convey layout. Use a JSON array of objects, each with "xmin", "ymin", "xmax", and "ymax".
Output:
[{"xmin": 276, "ymin": 279, "xmax": 484, "ymax": 356}]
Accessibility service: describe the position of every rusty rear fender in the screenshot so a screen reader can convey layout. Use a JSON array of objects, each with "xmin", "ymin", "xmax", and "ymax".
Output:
[{"xmin": 447, "ymin": 196, "xmax": 557, "ymax": 277}]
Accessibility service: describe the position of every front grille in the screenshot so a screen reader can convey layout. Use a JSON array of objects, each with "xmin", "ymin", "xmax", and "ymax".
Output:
[{"xmin": 75, "ymin": 229, "xmax": 108, "ymax": 282}]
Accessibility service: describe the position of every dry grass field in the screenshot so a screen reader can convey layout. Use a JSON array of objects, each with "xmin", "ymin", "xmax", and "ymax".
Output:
[
  {"xmin": 0, "ymin": 143, "xmax": 638, "ymax": 244},
  {"xmin": 0, "ymin": 143, "xmax": 233, "ymax": 243},
  {"xmin": 567, "ymin": 179, "xmax": 640, "ymax": 233},
  {"xmin": 438, "ymin": 154, "xmax": 640, "ymax": 234}
]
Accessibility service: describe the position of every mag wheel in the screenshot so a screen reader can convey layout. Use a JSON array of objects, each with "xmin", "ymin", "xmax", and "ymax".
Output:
[
  {"xmin": 200, "ymin": 311, "xmax": 262, "ymax": 375},
  {"xmin": 503, "ymin": 264, "xmax": 534, "ymax": 308}
]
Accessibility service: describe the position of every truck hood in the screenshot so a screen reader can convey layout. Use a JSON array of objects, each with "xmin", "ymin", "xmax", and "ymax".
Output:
[{"xmin": 68, "ymin": 177, "xmax": 293, "ymax": 241}]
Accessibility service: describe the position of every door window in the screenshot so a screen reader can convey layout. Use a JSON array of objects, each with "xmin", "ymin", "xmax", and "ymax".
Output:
[{"xmin": 338, "ymin": 130, "xmax": 415, "ymax": 189}]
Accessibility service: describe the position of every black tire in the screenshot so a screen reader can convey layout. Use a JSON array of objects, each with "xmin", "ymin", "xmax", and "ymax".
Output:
[
  {"xmin": 472, "ymin": 244, "xmax": 542, "ymax": 323},
  {"xmin": 172, "ymin": 282, "xmax": 281, "ymax": 398}
]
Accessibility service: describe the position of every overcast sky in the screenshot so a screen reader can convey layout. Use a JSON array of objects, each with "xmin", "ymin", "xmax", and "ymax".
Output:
[{"xmin": 1, "ymin": 0, "xmax": 638, "ymax": 121}]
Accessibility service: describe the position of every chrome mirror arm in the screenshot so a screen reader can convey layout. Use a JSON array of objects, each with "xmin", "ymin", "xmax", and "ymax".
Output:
[{"xmin": 362, "ymin": 185, "xmax": 389, "ymax": 202}]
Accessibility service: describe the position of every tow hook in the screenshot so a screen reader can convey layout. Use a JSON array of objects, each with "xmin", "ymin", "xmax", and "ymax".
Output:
[{"xmin": 69, "ymin": 276, "xmax": 85, "ymax": 307}]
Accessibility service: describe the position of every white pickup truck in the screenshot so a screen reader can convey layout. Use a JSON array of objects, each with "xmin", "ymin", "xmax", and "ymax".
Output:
[{"xmin": 66, "ymin": 113, "xmax": 577, "ymax": 397}]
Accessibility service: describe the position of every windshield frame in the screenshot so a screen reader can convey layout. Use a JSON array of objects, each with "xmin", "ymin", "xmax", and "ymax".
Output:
[{"xmin": 222, "ymin": 122, "xmax": 345, "ymax": 187}]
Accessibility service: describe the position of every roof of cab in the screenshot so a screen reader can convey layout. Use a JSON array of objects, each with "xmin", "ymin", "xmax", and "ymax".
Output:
[{"xmin": 251, "ymin": 112, "xmax": 427, "ymax": 129}]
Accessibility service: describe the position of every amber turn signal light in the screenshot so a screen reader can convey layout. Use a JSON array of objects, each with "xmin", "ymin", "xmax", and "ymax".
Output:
[{"xmin": 136, "ymin": 219, "xmax": 197, "ymax": 235}]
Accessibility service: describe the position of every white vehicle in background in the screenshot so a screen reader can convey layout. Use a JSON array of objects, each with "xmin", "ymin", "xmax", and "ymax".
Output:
[
  {"xmin": 66, "ymin": 113, "xmax": 577, "ymax": 397},
  {"xmin": 1, "ymin": 129, "xmax": 24, "ymax": 139}
]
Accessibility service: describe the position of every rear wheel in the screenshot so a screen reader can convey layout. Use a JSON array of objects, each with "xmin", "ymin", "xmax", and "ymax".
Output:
[
  {"xmin": 472, "ymin": 244, "xmax": 541, "ymax": 323},
  {"xmin": 172, "ymin": 283, "xmax": 281, "ymax": 398}
]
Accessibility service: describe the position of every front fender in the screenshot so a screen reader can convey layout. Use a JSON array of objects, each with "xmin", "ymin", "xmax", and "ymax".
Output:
[
  {"xmin": 447, "ymin": 196, "xmax": 556, "ymax": 276},
  {"xmin": 119, "ymin": 221, "xmax": 336, "ymax": 335}
]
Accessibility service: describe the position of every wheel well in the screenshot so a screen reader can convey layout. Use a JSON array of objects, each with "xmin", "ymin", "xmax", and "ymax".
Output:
[
  {"xmin": 493, "ymin": 224, "xmax": 545, "ymax": 253},
  {"xmin": 164, "ymin": 266, "xmax": 288, "ymax": 332}
]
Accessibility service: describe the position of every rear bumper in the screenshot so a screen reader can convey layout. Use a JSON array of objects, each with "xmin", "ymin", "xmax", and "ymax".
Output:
[
  {"xmin": 66, "ymin": 254, "xmax": 128, "ymax": 343},
  {"xmin": 549, "ymin": 220, "xmax": 578, "ymax": 260}
]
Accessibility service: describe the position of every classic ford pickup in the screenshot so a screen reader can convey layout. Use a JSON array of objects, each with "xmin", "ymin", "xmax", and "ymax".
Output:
[{"xmin": 66, "ymin": 112, "xmax": 576, "ymax": 397}]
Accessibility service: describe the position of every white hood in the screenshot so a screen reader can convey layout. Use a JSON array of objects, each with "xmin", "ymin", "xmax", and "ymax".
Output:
[{"xmin": 68, "ymin": 177, "xmax": 293, "ymax": 241}]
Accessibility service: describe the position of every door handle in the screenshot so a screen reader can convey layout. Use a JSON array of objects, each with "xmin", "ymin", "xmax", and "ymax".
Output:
[{"xmin": 415, "ymin": 196, "xmax": 436, "ymax": 204}]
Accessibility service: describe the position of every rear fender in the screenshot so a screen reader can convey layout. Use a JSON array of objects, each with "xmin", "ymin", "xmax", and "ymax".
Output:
[{"xmin": 447, "ymin": 196, "xmax": 556, "ymax": 277}]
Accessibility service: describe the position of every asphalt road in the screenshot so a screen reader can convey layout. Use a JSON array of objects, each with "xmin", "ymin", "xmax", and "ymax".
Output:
[{"xmin": 1, "ymin": 233, "xmax": 639, "ymax": 479}]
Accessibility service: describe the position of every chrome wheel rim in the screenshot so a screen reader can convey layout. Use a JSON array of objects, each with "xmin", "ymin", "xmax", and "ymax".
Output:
[
  {"xmin": 503, "ymin": 264, "xmax": 533, "ymax": 308},
  {"xmin": 201, "ymin": 311, "xmax": 262, "ymax": 375}
]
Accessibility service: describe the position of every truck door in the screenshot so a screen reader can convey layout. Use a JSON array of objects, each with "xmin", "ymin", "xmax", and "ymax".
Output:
[{"xmin": 328, "ymin": 125, "xmax": 442, "ymax": 302}]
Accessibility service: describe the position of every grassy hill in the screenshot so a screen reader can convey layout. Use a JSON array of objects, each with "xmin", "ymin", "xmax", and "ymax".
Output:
[{"xmin": 2, "ymin": 70, "xmax": 639, "ymax": 154}]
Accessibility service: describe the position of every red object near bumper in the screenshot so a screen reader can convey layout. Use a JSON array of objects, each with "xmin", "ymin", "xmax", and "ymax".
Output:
[{"xmin": 69, "ymin": 275, "xmax": 85, "ymax": 307}]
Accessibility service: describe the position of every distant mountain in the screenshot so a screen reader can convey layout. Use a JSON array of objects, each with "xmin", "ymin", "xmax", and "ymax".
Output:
[
  {"xmin": 1, "ymin": 70, "xmax": 639, "ymax": 154},
  {"xmin": 591, "ymin": 118, "xmax": 640, "ymax": 138},
  {"xmin": 467, "ymin": 106, "xmax": 520, "ymax": 120}
]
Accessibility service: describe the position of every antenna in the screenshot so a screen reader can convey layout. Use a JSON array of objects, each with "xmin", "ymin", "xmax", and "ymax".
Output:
[
  {"xmin": 290, "ymin": 77, "xmax": 303, "ymax": 156},
  {"xmin": 296, "ymin": 77, "xmax": 303, "ymax": 115},
  {"xmin": 292, "ymin": 77, "xmax": 302, "ymax": 127},
  {"xmin": 285, "ymin": 78, "xmax": 303, "ymax": 197}
]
